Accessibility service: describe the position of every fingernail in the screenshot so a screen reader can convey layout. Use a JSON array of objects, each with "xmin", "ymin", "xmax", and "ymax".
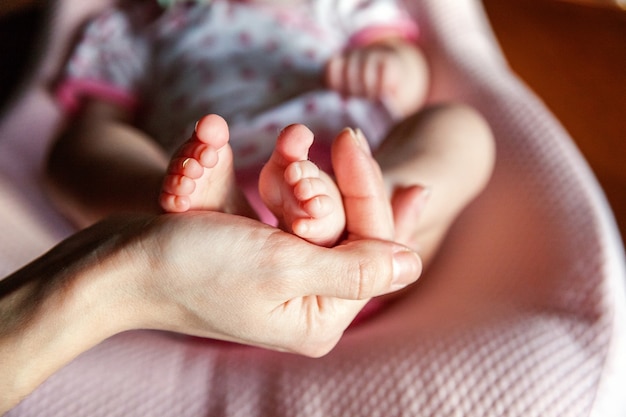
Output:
[
  {"xmin": 354, "ymin": 128, "xmax": 372, "ymax": 155},
  {"xmin": 182, "ymin": 158, "xmax": 191, "ymax": 169},
  {"xmin": 342, "ymin": 127, "xmax": 357, "ymax": 140},
  {"xmin": 194, "ymin": 120, "xmax": 199, "ymax": 132},
  {"xmin": 392, "ymin": 248, "xmax": 421, "ymax": 290}
]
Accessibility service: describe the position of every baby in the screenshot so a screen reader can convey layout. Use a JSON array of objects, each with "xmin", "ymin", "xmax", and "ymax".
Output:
[{"xmin": 48, "ymin": 0, "xmax": 494, "ymax": 261}]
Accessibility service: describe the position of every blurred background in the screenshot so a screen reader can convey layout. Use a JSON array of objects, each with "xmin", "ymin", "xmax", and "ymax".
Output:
[
  {"xmin": 482, "ymin": 0, "xmax": 626, "ymax": 247},
  {"xmin": 1, "ymin": 0, "xmax": 625, "ymax": 247}
]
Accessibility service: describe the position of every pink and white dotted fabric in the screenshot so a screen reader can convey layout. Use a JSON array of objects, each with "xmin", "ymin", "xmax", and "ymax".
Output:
[
  {"xmin": 1, "ymin": 0, "xmax": 625, "ymax": 416},
  {"xmin": 56, "ymin": 0, "xmax": 417, "ymax": 169}
]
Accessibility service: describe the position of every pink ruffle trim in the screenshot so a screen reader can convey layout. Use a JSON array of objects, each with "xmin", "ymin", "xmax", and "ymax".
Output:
[
  {"xmin": 56, "ymin": 79, "xmax": 138, "ymax": 115},
  {"xmin": 348, "ymin": 21, "xmax": 420, "ymax": 47}
]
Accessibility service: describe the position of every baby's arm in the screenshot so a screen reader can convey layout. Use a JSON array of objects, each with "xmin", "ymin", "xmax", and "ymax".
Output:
[
  {"xmin": 325, "ymin": 36, "xmax": 429, "ymax": 118},
  {"xmin": 46, "ymin": 99, "xmax": 169, "ymax": 228}
]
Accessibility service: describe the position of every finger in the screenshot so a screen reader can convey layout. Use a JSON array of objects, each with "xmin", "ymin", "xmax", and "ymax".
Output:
[
  {"xmin": 379, "ymin": 57, "xmax": 403, "ymax": 103},
  {"xmin": 346, "ymin": 51, "xmax": 366, "ymax": 96},
  {"xmin": 331, "ymin": 128, "xmax": 394, "ymax": 240},
  {"xmin": 300, "ymin": 239, "xmax": 421, "ymax": 300},
  {"xmin": 362, "ymin": 51, "xmax": 385, "ymax": 100},
  {"xmin": 324, "ymin": 55, "xmax": 344, "ymax": 92}
]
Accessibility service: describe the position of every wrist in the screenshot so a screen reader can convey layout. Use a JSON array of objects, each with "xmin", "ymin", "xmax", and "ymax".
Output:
[
  {"xmin": 0, "ymin": 258, "xmax": 114, "ymax": 412},
  {"xmin": 0, "ymin": 216, "xmax": 153, "ymax": 412}
]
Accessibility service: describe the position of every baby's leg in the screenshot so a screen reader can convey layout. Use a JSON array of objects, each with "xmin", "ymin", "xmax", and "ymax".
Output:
[
  {"xmin": 160, "ymin": 114, "xmax": 253, "ymax": 216},
  {"xmin": 259, "ymin": 125, "xmax": 345, "ymax": 247},
  {"xmin": 377, "ymin": 103, "xmax": 495, "ymax": 266}
]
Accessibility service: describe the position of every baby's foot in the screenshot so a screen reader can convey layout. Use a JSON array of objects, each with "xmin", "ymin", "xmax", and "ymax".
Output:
[
  {"xmin": 259, "ymin": 124, "xmax": 345, "ymax": 247},
  {"xmin": 160, "ymin": 114, "xmax": 252, "ymax": 215}
]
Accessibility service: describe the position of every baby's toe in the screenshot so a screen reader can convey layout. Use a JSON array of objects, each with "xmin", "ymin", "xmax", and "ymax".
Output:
[
  {"xmin": 293, "ymin": 177, "xmax": 328, "ymax": 202},
  {"xmin": 275, "ymin": 124, "xmax": 314, "ymax": 163},
  {"xmin": 161, "ymin": 174, "xmax": 197, "ymax": 195},
  {"xmin": 301, "ymin": 194, "xmax": 334, "ymax": 218},
  {"xmin": 194, "ymin": 114, "xmax": 230, "ymax": 148},
  {"xmin": 168, "ymin": 157, "xmax": 205, "ymax": 178},
  {"xmin": 292, "ymin": 211, "xmax": 340, "ymax": 247},
  {"xmin": 284, "ymin": 160, "xmax": 319, "ymax": 186},
  {"xmin": 159, "ymin": 193, "xmax": 191, "ymax": 213}
]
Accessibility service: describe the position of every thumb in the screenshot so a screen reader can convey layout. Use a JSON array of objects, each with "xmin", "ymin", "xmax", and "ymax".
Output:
[{"xmin": 305, "ymin": 239, "xmax": 422, "ymax": 300}]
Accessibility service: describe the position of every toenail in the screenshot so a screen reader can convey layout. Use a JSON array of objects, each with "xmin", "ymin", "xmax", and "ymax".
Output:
[{"xmin": 182, "ymin": 158, "xmax": 191, "ymax": 169}]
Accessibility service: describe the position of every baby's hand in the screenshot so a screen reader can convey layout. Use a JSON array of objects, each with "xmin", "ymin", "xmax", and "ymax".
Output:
[{"xmin": 325, "ymin": 40, "xmax": 429, "ymax": 118}]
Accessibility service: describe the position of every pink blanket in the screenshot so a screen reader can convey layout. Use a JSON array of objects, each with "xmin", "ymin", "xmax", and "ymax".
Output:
[{"xmin": 1, "ymin": 0, "xmax": 625, "ymax": 415}]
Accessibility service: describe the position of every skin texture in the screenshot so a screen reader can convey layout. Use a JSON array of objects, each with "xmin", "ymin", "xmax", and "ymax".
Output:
[
  {"xmin": 46, "ymin": 35, "xmax": 494, "ymax": 266},
  {"xmin": 3, "ymin": 5, "xmax": 496, "ymax": 414},
  {"xmin": 325, "ymin": 38, "xmax": 430, "ymax": 118},
  {"xmin": 159, "ymin": 115, "xmax": 346, "ymax": 247},
  {"xmin": 259, "ymin": 123, "xmax": 346, "ymax": 247},
  {"xmin": 1, "ymin": 129, "xmax": 422, "ymax": 414}
]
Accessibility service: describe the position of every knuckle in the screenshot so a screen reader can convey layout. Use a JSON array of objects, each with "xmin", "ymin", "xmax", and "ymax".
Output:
[
  {"xmin": 286, "ymin": 302, "xmax": 346, "ymax": 357},
  {"xmin": 339, "ymin": 242, "xmax": 392, "ymax": 300},
  {"xmin": 350, "ymin": 256, "xmax": 379, "ymax": 300}
]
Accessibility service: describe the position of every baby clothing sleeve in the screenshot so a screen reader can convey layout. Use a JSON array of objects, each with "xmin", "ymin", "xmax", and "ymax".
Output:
[
  {"xmin": 55, "ymin": 8, "xmax": 151, "ymax": 115},
  {"xmin": 330, "ymin": 0, "xmax": 419, "ymax": 47}
]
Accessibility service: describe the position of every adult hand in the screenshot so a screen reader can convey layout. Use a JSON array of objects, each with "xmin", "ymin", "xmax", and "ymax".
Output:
[
  {"xmin": 133, "ymin": 127, "xmax": 420, "ymax": 357},
  {"xmin": 130, "ymin": 212, "xmax": 420, "ymax": 357},
  {"xmin": 0, "ymin": 128, "xmax": 421, "ymax": 412}
]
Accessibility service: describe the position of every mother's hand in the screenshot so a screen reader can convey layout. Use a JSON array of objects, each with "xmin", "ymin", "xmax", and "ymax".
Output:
[
  {"xmin": 130, "ymin": 128, "xmax": 421, "ymax": 357},
  {"xmin": 0, "ymin": 129, "xmax": 420, "ymax": 413},
  {"xmin": 129, "ymin": 213, "xmax": 419, "ymax": 357}
]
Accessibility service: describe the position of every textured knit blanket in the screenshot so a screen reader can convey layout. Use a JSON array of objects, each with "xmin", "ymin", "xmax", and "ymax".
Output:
[{"xmin": 1, "ymin": 0, "xmax": 625, "ymax": 415}]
